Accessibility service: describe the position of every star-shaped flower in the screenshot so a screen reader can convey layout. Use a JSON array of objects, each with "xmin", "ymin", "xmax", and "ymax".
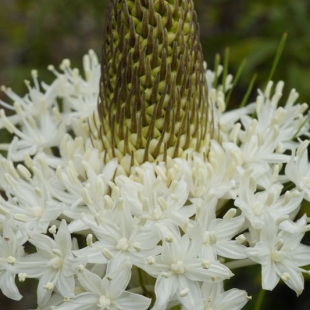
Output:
[
  {"xmin": 0, "ymin": 217, "xmax": 25, "ymax": 301},
  {"xmin": 52, "ymin": 258, "xmax": 151, "ymax": 310},
  {"xmin": 142, "ymin": 227, "xmax": 233, "ymax": 310},
  {"xmin": 246, "ymin": 212, "xmax": 310, "ymax": 295},
  {"xmin": 17, "ymin": 220, "xmax": 79, "ymax": 306}
]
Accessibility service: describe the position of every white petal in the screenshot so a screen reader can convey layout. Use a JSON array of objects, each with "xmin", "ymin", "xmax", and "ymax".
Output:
[
  {"xmin": 52, "ymin": 293, "xmax": 98, "ymax": 310},
  {"xmin": 152, "ymin": 275, "xmax": 179, "ymax": 310},
  {"xmin": 261, "ymin": 263, "xmax": 279, "ymax": 291},
  {"xmin": 216, "ymin": 241, "xmax": 247, "ymax": 259},
  {"xmin": 277, "ymin": 263, "xmax": 304, "ymax": 296},
  {"xmin": 186, "ymin": 260, "xmax": 233, "ymax": 282},
  {"xmin": 290, "ymin": 244, "xmax": 310, "ymax": 266},
  {"xmin": 56, "ymin": 273, "xmax": 75, "ymax": 298},
  {"xmin": 77, "ymin": 268, "xmax": 102, "ymax": 296},
  {"xmin": 116, "ymin": 292, "xmax": 151, "ymax": 310},
  {"xmin": 37, "ymin": 270, "xmax": 55, "ymax": 307},
  {"xmin": 103, "ymin": 260, "xmax": 132, "ymax": 299},
  {"xmin": 213, "ymin": 288, "xmax": 249, "ymax": 310},
  {"xmin": 0, "ymin": 272, "xmax": 22, "ymax": 301},
  {"xmin": 54, "ymin": 220, "xmax": 72, "ymax": 254},
  {"xmin": 176, "ymin": 276, "xmax": 203, "ymax": 310}
]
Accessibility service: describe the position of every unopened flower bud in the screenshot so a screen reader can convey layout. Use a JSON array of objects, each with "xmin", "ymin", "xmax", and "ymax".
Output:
[{"xmin": 91, "ymin": 0, "xmax": 213, "ymax": 167}]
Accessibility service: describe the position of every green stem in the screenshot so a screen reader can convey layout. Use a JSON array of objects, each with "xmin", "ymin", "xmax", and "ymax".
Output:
[
  {"xmin": 225, "ymin": 258, "xmax": 257, "ymax": 269},
  {"xmin": 213, "ymin": 53, "xmax": 221, "ymax": 89},
  {"xmin": 266, "ymin": 32, "xmax": 287, "ymax": 86},
  {"xmin": 292, "ymin": 112, "xmax": 310, "ymax": 140},
  {"xmin": 222, "ymin": 47, "xmax": 230, "ymax": 94},
  {"xmin": 254, "ymin": 288, "xmax": 265, "ymax": 310},
  {"xmin": 226, "ymin": 59, "xmax": 246, "ymax": 107},
  {"xmin": 240, "ymin": 73, "xmax": 257, "ymax": 107}
]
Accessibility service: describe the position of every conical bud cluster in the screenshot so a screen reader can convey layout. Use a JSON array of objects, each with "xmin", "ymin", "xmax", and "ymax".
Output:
[{"xmin": 90, "ymin": 0, "xmax": 213, "ymax": 168}]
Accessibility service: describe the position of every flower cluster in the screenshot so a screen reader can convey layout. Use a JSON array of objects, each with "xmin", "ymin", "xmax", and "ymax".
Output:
[{"xmin": 0, "ymin": 49, "xmax": 310, "ymax": 310}]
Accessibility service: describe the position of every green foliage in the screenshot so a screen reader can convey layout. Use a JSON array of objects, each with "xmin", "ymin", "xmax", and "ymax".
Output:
[
  {"xmin": 195, "ymin": 0, "xmax": 310, "ymax": 104},
  {"xmin": 1, "ymin": 0, "xmax": 310, "ymax": 104}
]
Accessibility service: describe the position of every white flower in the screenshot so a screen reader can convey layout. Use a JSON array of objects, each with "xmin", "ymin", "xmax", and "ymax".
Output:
[
  {"xmin": 0, "ymin": 50, "xmax": 100, "ymax": 161},
  {"xmin": 142, "ymin": 228, "xmax": 233, "ymax": 310},
  {"xmin": 74, "ymin": 206, "xmax": 160, "ymax": 274},
  {"xmin": 253, "ymin": 81, "xmax": 309, "ymax": 151},
  {"xmin": 51, "ymin": 157, "xmax": 117, "ymax": 231},
  {"xmin": 0, "ymin": 217, "xmax": 25, "ymax": 300},
  {"xmin": 2, "ymin": 47, "xmax": 310, "ymax": 310},
  {"xmin": 0, "ymin": 71, "xmax": 59, "ymax": 130},
  {"xmin": 197, "ymin": 200, "xmax": 246, "ymax": 260},
  {"xmin": 121, "ymin": 162, "xmax": 195, "ymax": 235},
  {"xmin": 52, "ymin": 259, "xmax": 151, "ymax": 310},
  {"xmin": 235, "ymin": 169, "xmax": 303, "ymax": 229},
  {"xmin": 31, "ymin": 293, "xmax": 64, "ymax": 310},
  {"xmin": 220, "ymin": 104, "xmax": 256, "ymax": 132},
  {"xmin": 285, "ymin": 141, "xmax": 310, "ymax": 201},
  {"xmin": 239, "ymin": 121, "xmax": 288, "ymax": 164},
  {"xmin": 181, "ymin": 141, "xmax": 236, "ymax": 200},
  {"xmin": 199, "ymin": 282, "xmax": 249, "ymax": 310},
  {"xmin": 0, "ymin": 159, "xmax": 63, "ymax": 234},
  {"xmin": 1, "ymin": 98, "xmax": 65, "ymax": 162},
  {"xmin": 279, "ymin": 214, "xmax": 310, "ymax": 234},
  {"xmin": 48, "ymin": 50, "xmax": 100, "ymax": 125},
  {"xmin": 246, "ymin": 212, "xmax": 310, "ymax": 295},
  {"xmin": 56, "ymin": 134, "xmax": 107, "ymax": 175},
  {"xmin": 17, "ymin": 220, "xmax": 78, "ymax": 306}
]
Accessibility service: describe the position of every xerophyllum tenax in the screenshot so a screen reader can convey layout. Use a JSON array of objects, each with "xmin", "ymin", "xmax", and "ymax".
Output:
[{"xmin": 1, "ymin": 1, "xmax": 310, "ymax": 310}]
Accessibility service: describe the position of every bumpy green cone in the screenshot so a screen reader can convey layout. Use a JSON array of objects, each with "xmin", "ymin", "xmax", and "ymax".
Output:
[{"xmin": 90, "ymin": 0, "xmax": 213, "ymax": 168}]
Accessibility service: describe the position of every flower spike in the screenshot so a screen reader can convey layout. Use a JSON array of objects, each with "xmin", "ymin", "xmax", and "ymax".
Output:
[{"xmin": 91, "ymin": 0, "xmax": 214, "ymax": 166}]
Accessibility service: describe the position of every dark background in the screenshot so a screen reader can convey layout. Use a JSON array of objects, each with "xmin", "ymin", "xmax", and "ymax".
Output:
[
  {"xmin": 2, "ymin": 0, "xmax": 310, "ymax": 104},
  {"xmin": 1, "ymin": 0, "xmax": 310, "ymax": 309}
]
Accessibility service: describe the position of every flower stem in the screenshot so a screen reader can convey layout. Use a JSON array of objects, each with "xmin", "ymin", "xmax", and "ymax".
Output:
[
  {"xmin": 240, "ymin": 73, "xmax": 257, "ymax": 107},
  {"xmin": 222, "ymin": 47, "xmax": 230, "ymax": 94},
  {"xmin": 226, "ymin": 59, "xmax": 246, "ymax": 106},
  {"xmin": 266, "ymin": 32, "xmax": 287, "ymax": 86},
  {"xmin": 254, "ymin": 288, "xmax": 265, "ymax": 310},
  {"xmin": 224, "ymin": 258, "xmax": 257, "ymax": 269}
]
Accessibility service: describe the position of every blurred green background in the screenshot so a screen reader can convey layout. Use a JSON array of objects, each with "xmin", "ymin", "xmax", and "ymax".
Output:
[
  {"xmin": 1, "ymin": 0, "xmax": 310, "ymax": 309},
  {"xmin": 2, "ymin": 0, "xmax": 310, "ymax": 104}
]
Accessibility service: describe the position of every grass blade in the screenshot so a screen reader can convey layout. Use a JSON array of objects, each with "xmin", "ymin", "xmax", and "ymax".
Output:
[
  {"xmin": 226, "ymin": 59, "xmax": 247, "ymax": 107},
  {"xmin": 266, "ymin": 32, "xmax": 287, "ymax": 85},
  {"xmin": 240, "ymin": 73, "xmax": 257, "ymax": 107}
]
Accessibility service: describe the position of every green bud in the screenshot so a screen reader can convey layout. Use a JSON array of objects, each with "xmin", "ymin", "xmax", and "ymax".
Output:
[{"xmin": 90, "ymin": 0, "xmax": 213, "ymax": 168}]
